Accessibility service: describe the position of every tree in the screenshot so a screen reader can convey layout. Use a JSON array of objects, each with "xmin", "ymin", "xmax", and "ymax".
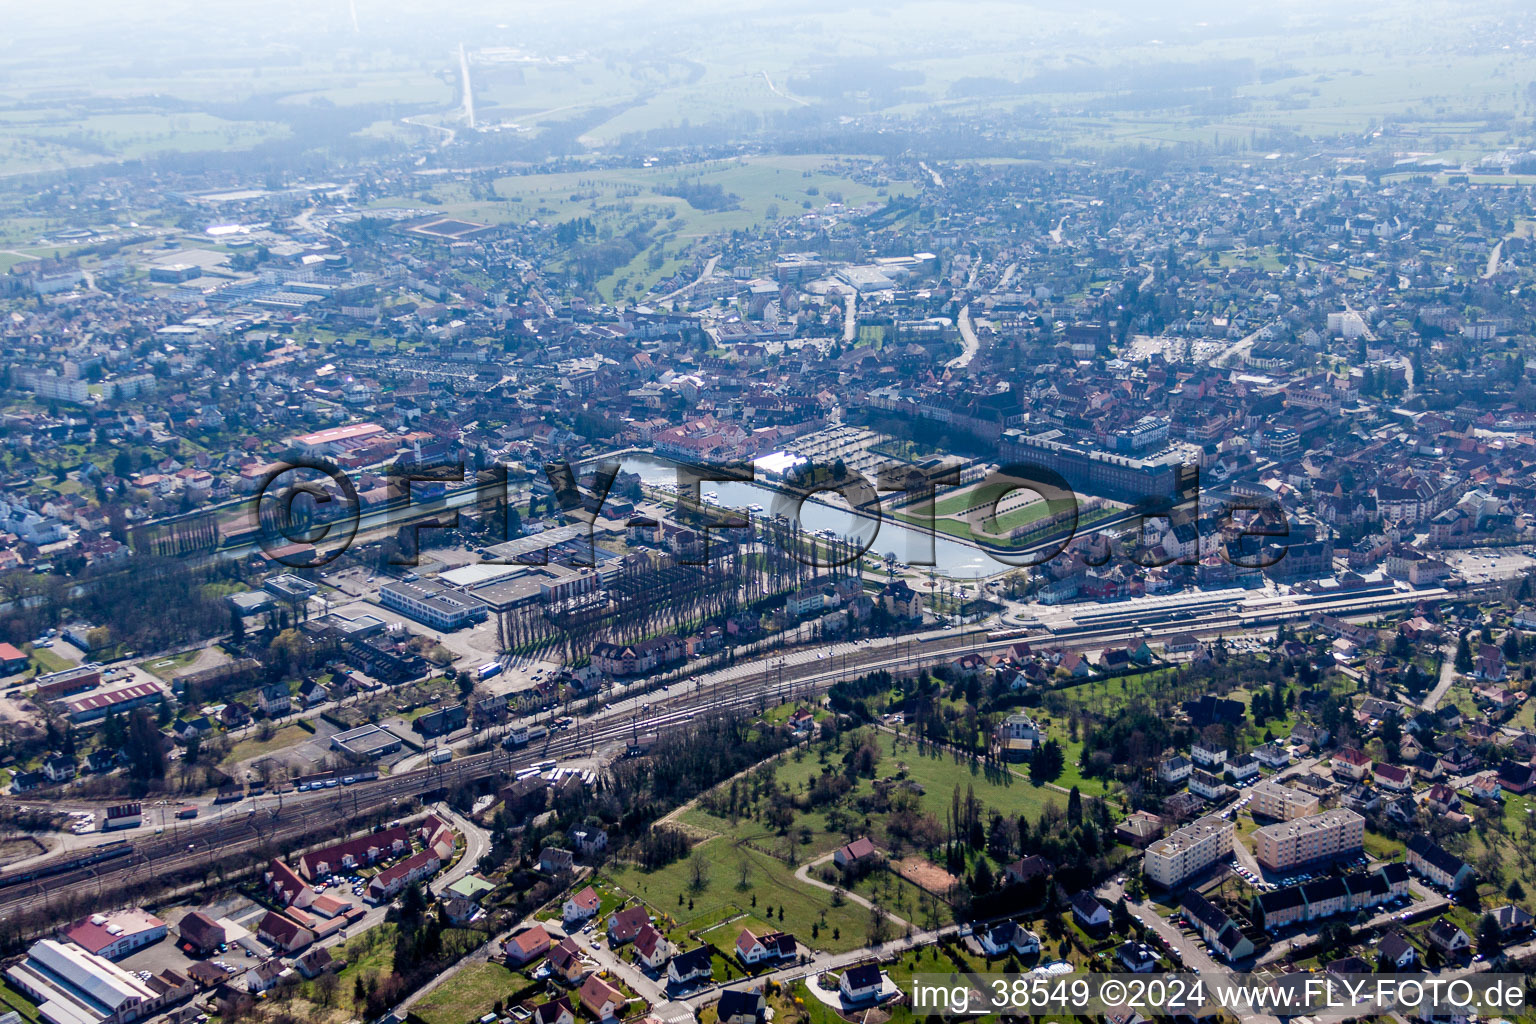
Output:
[
  {"xmin": 688, "ymin": 852, "xmax": 710, "ymax": 892},
  {"xmin": 125, "ymin": 708, "xmax": 166, "ymax": 780},
  {"xmin": 1112, "ymin": 896, "xmax": 1131, "ymax": 935},
  {"xmin": 973, "ymin": 858, "xmax": 995, "ymax": 897},
  {"xmin": 1030, "ymin": 739, "xmax": 1065, "ymax": 785},
  {"xmin": 1455, "ymin": 632, "xmax": 1474, "ymax": 673},
  {"xmin": 1504, "ymin": 628, "xmax": 1521, "ymax": 663},
  {"xmin": 314, "ymin": 971, "xmax": 340, "ymax": 1007},
  {"xmin": 867, "ymin": 904, "xmax": 891, "ymax": 946},
  {"xmin": 1066, "ymin": 786, "xmax": 1083, "ymax": 827},
  {"xmin": 1477, "ymin": 913, "xmax": 1503, "ymax": 957}
]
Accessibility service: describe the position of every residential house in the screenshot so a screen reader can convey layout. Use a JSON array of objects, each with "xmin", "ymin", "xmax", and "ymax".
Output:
[
  {"xmin": 839, "ymin": 962, "xmax": 885, "ymax": 1006},
  {"xmin": 539, "ymin": 847, "xmax": 575, "ymax": 874},
  {"xmin": 1406, "ymin": 835, "xmax": 1476, "ymax": 891},
  {"xmin": 564, "ymin": 886, "xmax": 601, "ymax": 926},
  {"xmin": 256, "ymin": 912, "xmax": 314, "ymax": 953},
  {"xmin": 716, "ymin": 990, "xmax": 766, "ymax": 1024},
  {"xmin": 547, "ymin": 939, "xmax": 588, "ymax": 985},
  {"xmin": 1490, "ymin": 904, "xmax": 1534, "ymax": 942},
  {"xmin": 258, "ymin": 683, "xmax": 291, "ymax": 716},
  {"xmin": 1070, "ymin": 891, "xmax": 1110, "ymax": 932},
  {"xmin": 505, "ymin": 925, "xmax": 552, "ymax": 966},
  {"xmin": 666, "ymin": 947, "xmax": 712, "ymax": 989},
  {"xmin": 734, "ymin": 926, "xmax": 797, "ymax": 967},
  {"xmin": 1426, "ymin": 919, "xmax": 1471, "ymax": 957},
  {"xmin": 578, "ymin": 974, "xmax": 626, "ymax": 1021},
  {"xmin": 1378, "ymin": 932, "xmax": 1417, "ymax": 970},
  {"xmin": 532, "ymin": 998, "xmax": 575, "ymax": 1024},
  {"xmin": 1374, "ymin": 763, "xmax": 1412, "ymax": 792},
  {"xmin": 632, "ymin": 924, "xmax": 673, "ymax": 971},
  {"xmin": 833, "ymin": 837, "xmax": 879, "ymax": 871},
  {"xmin": 607, "ymin": 906, "xmax": 650, "ymax": 945}
]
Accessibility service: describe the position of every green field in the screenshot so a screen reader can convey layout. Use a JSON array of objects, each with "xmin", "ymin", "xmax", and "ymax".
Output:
[
  {"xmin": 0, "ymin": 982, "xmax": 42, "ymax": 1024},
  {"xmin": 603, "ymin": 841, "xmax": 875, "ymax": 954},
  {"xmin": 409, "ymin": 961, "xmax": 526, "ymax": 1024},
  {"xmin": 222, "ymin": 724, "xmax": 313, "ymax": 767},
  {"xmin": 24, "ymin": 645, "xmax": 75, "ymax": 674},
  {"xmin": 368, "ymin": 154, "xmax": 911, "ymax": 302},
  {"xmin": 138, "ymin": 650, "xmax": 200, "ymax": 680}
]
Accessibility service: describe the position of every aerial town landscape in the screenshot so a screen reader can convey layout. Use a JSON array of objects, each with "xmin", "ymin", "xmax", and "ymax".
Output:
[{"xmin": 4, "ymin": 1, "xmax": 1536, "ymax": 1022}]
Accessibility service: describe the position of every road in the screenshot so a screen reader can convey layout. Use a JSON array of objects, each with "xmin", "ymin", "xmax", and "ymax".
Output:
[
  {"xmin": 315, "ymin": 804, "xmax": 490, "ymax": 954},
  {"xmin": 659, "ymin": 254, "xmax": 721, "ymax": 305},
  {"xmin": 947, "ymin": 304, "xmax": 981, "ymax": 370},
  {"xmin": 0, "ymin": 578, "xmax": 1474, "ymax": 924},
  {"xmin": 1423, "ymin": 639, "xmax": 1458, "ymax": 711},
  {"xmin": 759, "ymin": 71, "xmax": 809, "ymax": 107},
  {"xmin": 1485, "ymin": 239, "xmax": 1503, "ymax": 279}
]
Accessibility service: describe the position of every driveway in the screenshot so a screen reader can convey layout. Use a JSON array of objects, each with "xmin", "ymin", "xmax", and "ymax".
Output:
[{"xmin": 794, "ymin": 853, "xmax": 911, "ymax": 930}]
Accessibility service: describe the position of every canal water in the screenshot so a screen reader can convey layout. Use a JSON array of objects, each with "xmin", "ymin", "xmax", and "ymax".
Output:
[{"xmin": 617, "ymin": 454, "xmax": 1004, "ymax": 580}]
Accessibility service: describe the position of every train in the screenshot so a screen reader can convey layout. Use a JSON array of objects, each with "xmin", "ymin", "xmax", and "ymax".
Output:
[{"xmin": 0, "ymin": 839, "xmax": 133, "ymax": 889}]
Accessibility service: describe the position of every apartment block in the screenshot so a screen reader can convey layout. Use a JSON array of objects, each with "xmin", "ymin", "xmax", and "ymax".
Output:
[
  {"xmin": 1253, "ymin": 808, "xmax": 1364, "ymax": 872},
  {"xmin": 1142, "ymin": 814, "xmax": 1234, "ymax": 889},
  {"xmin": 1248, "ymin": 779, "xmax": 1320, "ymax": 822}
]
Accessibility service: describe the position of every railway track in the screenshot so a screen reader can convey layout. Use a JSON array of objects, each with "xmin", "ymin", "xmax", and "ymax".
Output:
[{"xmin": 0, "ymin": 581, "xmax": 1458, "ymax": 921}]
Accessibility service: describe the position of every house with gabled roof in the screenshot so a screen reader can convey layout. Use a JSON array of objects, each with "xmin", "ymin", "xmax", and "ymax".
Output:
[
  {"xmin": 631, "ymin": 923, "xmax": 672, "ymax": 970},
  {"xmin": 607, "ymin": 906, "xmax": 650, "ymax": 945},
  {"xmin": 578, "ymin": 974, "xmax": 625, "ymax": 1021},
  {"xmin": 734, "ymin": 926, "xmax": 797, "ymax": 967},
  {"xmin": 532, "ymin": 996, "xmax": 575, "ymax": 1024},
  {"xmin": 1406, "ymin": 835, "xmax": 1475, "ymax": 891},
  {"xmin": 547, "ymin": 938, "xmax": 587, "ymax": 984},
  {"xmin": 667, "ymin": 946, "xmax": 713, "ymax": 989},
  {"xmin": 832, "ymin": 837, "xmax": 878, "ymax": 870},
  {"xmin": 563, "ymin": 885, "xmax": 601, "ymax": 926},
  {"xmin": 505, "ymin": 924, "xmax": 551, "ymax": 966},
  {"xmin": 839, "ymin": 962, "xmax": 885, "ymax": 1005}
]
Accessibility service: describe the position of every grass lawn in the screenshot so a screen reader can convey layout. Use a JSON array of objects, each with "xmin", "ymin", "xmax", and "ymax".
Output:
[
  {"xmin": 0, "ymin": 982, "xmax": 43, "ymax": 1024},
  {"xmin": 138, "ymin": 650, "xmax": 199, "ymax": 680},
  {"xmin": 25, "ymin": 645, "xmax": 75, "ymax": 674},
  {"xmin": 222, "ymin": 724, "xmax": 313, "ymax": 766},
  {"xmin": 876, "ymin": 732, "xmax": 1063, "ymax": 822},
  {"xmin": 334, "ymin": 922, "xmax": 400, "ymax": 987},
  {"xmin": 603, "ymin": 841, "xmax": 873, "ymax": 954},
  {"xmin": 1362, "ymin": 829, "xmax": 1405, "ymax": 863},
  {"xmin": 409, "ymin": 961, "xmax": 522, "ymax": 1024}
]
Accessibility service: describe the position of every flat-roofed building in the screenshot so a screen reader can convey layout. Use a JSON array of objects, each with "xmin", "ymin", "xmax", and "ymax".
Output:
[
  {"xmin": 1142, "ymin": 814, "xmax": 1234, "ymax": 889},
  {"xmin": 377, "ymin": 579, "xmax": 487, "ymax": 631},
  {"xmin": 330, "ymin": 723, "xmax": 403, "ymax": 760},
  {"xmin": 1253, "ymin": 808, "xmax": 1364, "ymax": 872},
  {"xmin": 1248, "ymin": 779, "xmax": 1320, "ymax": 822}
]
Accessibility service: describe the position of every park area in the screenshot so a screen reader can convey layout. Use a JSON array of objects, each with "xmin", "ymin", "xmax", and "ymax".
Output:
[{"xmin": 600, "ymin": 726, "xmax": 1071, "ymax": 955}]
